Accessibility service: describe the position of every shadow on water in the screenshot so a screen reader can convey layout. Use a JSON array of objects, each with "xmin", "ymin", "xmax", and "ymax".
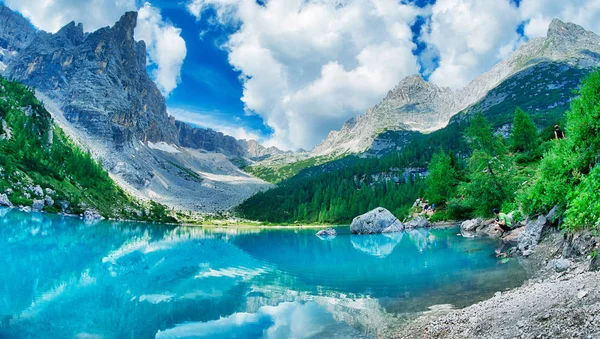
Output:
[{"xmin": 0, "ymin": 208, "xmax": 528, "ymax": 338}]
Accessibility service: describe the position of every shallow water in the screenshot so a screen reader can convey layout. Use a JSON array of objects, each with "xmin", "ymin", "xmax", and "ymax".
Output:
[{"xmin": 0, "ymin": 208, "xmax": 528, "ymax": 338}]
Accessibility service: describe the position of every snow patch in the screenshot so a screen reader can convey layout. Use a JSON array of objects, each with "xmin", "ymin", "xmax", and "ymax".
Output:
[{"xmin": 147, "ymin": 141, "xmax": 181, "ymax": 154}]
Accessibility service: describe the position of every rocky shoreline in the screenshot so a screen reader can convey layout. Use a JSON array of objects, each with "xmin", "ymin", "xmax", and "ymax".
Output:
[{"xmin": 389, "ymin": 224, "xmax": 600, "ymax": 338}]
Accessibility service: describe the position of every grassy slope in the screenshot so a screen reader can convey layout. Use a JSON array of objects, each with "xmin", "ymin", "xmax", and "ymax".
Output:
[{"xmin": 0, "ymin": 77, "xmax": 176, "ymax": 223}]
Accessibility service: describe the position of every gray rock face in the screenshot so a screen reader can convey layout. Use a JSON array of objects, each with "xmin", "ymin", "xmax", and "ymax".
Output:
[
  {"xmin": 32, "ymin": 199, "xmax": 44, "ymax": 211},
  {"xmin": 57, "ymin": 200, "xmax": 70, "ymax": 212},
  {"xmin": 563, "ymin": 231, "xmax": 598, "ymax": 258},
  {"xmin": 44, "ymin": 195, "xmax": 54, "ymax": 206},
  {"xmin": 350, "ymin": 207, "xmax": 404, "ymax": 234},
  {"xmin": 405, "ymin": 215, "xmax": 430, "ymax": 229},
  {"xmin": 0, "ymin": 5, "xmax": 35, "ymax": 70},
  {"xmin": 31, "ymin": 185, "xmax": 43, "ymax": 197},
  {"xmin": 0, "ymin": 193, "xmax": 12, "ymax": 207},
  {"xmin": 316, "ymin": 228, "xmax": 337, "ymax": 238},
  {"xmin": 518, "ymin": 215, "xmax": 550, "ymax": 254},
  {"xmin": 175, "ymin": 120, "xmax": 245, "ymax": 158},
  {"xmin": 460, "ymin": 218, "xmax": 482, "ymax": 238}
]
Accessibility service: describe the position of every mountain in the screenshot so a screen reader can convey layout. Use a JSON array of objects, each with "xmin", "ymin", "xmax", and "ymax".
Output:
[
  {"xmin": 0, "ymin": 5, "xmax": 271, "ymax": 212},
  {"xmin": 237, "ymin": 139, "xmax": 287, "ymax": 160},
  {"xmin": 312, "ymin": 19, "xmax": 600, "ymax": 157}
]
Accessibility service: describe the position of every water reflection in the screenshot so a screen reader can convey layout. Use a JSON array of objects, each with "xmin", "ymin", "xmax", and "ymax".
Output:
[{"xmin": 0, "ymin": 208, "xmax": 528, "ymax": 338}]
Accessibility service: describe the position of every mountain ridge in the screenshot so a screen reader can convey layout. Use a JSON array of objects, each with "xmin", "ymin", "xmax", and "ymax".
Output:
[{"xmin": 311, "ymin": 19, "xmax": 600, "ymax": 157}]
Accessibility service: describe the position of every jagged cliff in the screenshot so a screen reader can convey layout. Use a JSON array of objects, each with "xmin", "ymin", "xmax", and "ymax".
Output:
[
  {"xmin": 312, "ymin": 19, "xmax": 600, "ymax": 156},
  {"xmin": 0, "ymin": 5, "xmax": 271, "ymax": 212}
]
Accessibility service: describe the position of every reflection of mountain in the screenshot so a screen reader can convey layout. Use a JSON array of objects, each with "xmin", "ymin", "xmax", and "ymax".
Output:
[{"xmin": 350, "ymin": 233, "xmax": 404, "ymax": 258}]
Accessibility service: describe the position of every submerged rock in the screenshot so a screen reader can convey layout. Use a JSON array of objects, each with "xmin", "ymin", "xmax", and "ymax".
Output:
[
  {"xmin": 0, "ymin": 193, "xmax": 12, "ymax": 207},
  {"xmin": 405, "ymin": 215, "xmax": 430, "ymax": 229},
  {"xmin": 350, "ymin": 207, "xmax": 404, "ymax": 234},
  {"xmin": 316, "ymin": 228, "xmax": 337, "ymax": 238}
]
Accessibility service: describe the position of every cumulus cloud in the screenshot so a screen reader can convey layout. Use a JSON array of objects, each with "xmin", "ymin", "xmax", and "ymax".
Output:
[
  {"xmin": 519, "ymin": 0, "xmax": 600, "ymax": 38},
  {"xmin": 188, "ymin": 0, "xmax": 422, "ymax": 150},
  {"xmin": 5, "ymin": 0, "xmax": 186, "ymax": 96},
  {"xmin": 421, "ymin": 0, "xmax": 522, "ymax": 89},
  {"xmin": 169, "ymin": 108, "xmax": 262, "ymax": 141},
  {"xmin": 135, "ymin": 3, "xmax": 187, "ymax": 96}
]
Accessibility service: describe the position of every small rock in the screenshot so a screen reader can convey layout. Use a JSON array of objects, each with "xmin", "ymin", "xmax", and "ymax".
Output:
[
  {"xmin": 32, "ymin": 199, "xmax": 44, "ymax": 211},
  {"xmin": 494, "ymin": 291, "xmax": 502, "ymax": 298},
  {"xmin": 577, "ymin": 290, "xmax": 588, "ymax": 299},
  {"xmin": 83, "ymin": 209, "xmax": 103, "ymax": 222},
  {"xmin": 45, "ymin": 188, "xmax": 55, "ymax": 195},
  {"xmin": 405, "ymin": 215, "xmax": 430, "ymax": 229},
  {"xmin": 57, "ymin": 200, "xmax": 70, "ymax": 212},
  {"xmin": 547, "ymin": 258, "xmax": 571, "ymax": 272},
  {"xmin": 0, "ymin": 193, "xmax": 12, "ymax": 207},
  {"xmin": 316, "ymin": 228, "xmax": 337, "ymax": 238},
  {"xmin": 44, "ymin": 195, "xmax": 54, "ymax": 206},
  {"xmin": 24, "ymin": 192, "xmax": 31, "ymax": 199},
  {"xmin": 19, "ymin": 206, "xmax": 31, "ymax": 212},
  {"xmin": 32, "ymin": 185, "xmax": 43, "ymax": 197},
  {"xmin": 5, "ymin": 188, "xmax": 12, "ymax": 194},
  {"xmin": 460, "ymin": 218, "xmax": 482, "ymax": 238}
]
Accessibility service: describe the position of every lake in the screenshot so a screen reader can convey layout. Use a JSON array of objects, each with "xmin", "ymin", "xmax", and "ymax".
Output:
[{"xmin": 0, "ymin": 207, "xmax": 528, "ymax": 338}]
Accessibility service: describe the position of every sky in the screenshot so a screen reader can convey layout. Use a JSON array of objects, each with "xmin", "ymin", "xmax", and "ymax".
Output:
[{"xmin": 3, "ymin": 0, "xmax": 600, "ymax": 151}]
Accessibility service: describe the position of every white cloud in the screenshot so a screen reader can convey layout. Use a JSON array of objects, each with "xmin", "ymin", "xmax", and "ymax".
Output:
[
  {"xmin": 188, "ymin": 0, "xmax": 422, "ymax": 150},
  {"xmin": 422, "ymin": 0, "xmax": 522, "ymax": 89},
  {"xmin": 519, "ymin": 0, "xmax": 600, "ymax": 38},
  {"xmin": 169, "ymin": 107, "xmax": 262, "ymax": 141},
  {"xmin": 135, "ymin": 3, "xmax": 187, "ymax": 96},
  {"xmin": 5, "ymin": 0, "xmax": 186, "ymax": 96}
]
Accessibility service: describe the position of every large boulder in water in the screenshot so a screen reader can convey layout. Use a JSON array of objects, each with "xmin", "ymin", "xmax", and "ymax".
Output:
[
  {"xmin": 350, "ymin": 207, "xmax": 404, "ymax": 234},
  {"xmin": 460, "ymin": 218, "xmax": 482, "ymax": 238},
  {"xmin": 405, "ymin": 215, "xmax": 430, "ymax": 229}
]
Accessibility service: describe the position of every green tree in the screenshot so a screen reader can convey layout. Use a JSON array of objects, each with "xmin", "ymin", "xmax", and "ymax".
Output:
[
  {"xmin": 425, "ymin": 150, "xmax": 459, "ymax": 206},
  {"xmin": 510, "ymin": 107, "xmax": 538, "ymax": 153}
]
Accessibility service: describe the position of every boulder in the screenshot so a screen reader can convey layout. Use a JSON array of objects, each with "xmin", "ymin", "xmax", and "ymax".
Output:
[
  {"xmin": 31, "ymin": 185, "xmax": 43, "ymax": 197},
  {"xmin": 547, "ymin": 258, "xmax": 571, "ymax": 272},
  {"xmin": 405, "ymin": 215, "xmax": 430, "ymax": 229},
  {"xmin": 460, "ymin": 218, "xmax": 482, "ymax": 237},
  {"xmin": 0, "ymin": 193, "xmax": 12, "ymax": 207},
  {"xmin": 502, "ymin": 226, "xmax": 525, "ymax": 244},
  {"xmin": 350, "ymin": 207, "xmax": 404, "ymax": 234},
  {"xmin": 518, "ymin": 215, "xmax": 549, "ymax": 254},
  {"xmin": 84, "ymin": 209, "xmax": 103, "ymax": 222},
  {"xmin": 32, "ymin": 199, "xmax": 44, "ymax": 211},
  {"xmin": 45, "ymin": 188, "xmax": 55, "ymax": 196},
  {"xmin": 44, "ymin": 195, "xmax": 54, "ymax": 206},
  {"xmin": 316, "ymin": 228, "xmax": 337, "ymax": 238},
  {"xmin": 57, "ymin": 200, "xmax": 70, "ymax": 212},
  {"xmin": 476, "ymin": 224, "xmax": 503, "ymax": 238}
]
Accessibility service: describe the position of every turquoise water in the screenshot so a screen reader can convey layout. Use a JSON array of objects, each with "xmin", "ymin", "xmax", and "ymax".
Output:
[{"xmin": 0, "ymin": 208, "xmax": 528, "ymax": 338}]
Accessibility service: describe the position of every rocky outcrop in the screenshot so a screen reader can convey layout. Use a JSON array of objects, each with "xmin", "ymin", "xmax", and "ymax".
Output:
[
  {"xmin": 0, "ymin": 193, "xmax": 12, "ymax": 207},
  {"xmin": 404, "ymin": 215, "xmax": 430, "ymax": 229},
  {"xmin": 460, "ymin": 218, "xmax": 482, "ymax": 238},
  {"xmin": 316, "ymin": 228, "xmax": 337, "ymax": 238},
  {"xmin": 518, "ymin": 215, "xmax": 551, "ymax": 255},
  {"xmin": 350, "ymin": 207, "xmax": 404, "ymax": 234}
]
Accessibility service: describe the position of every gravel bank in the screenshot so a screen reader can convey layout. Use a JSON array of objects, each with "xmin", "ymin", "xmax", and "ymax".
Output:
[{"xmin": 391, "ymin": 231, "xmax": 600, "ymax": 339}]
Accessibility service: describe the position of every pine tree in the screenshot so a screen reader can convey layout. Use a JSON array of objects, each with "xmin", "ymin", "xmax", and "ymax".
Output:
[{"xmin": 510, "ymin": 107, "xmax": 538, "ymax": 153}]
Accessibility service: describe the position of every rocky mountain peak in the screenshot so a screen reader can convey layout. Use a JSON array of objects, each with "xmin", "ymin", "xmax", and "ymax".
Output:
[{"xmin": 55, "ymin": 21, "xmax": 85, "ymax": 46}]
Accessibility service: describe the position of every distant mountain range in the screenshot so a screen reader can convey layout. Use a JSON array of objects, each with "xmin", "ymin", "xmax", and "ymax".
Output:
[
  {"xmin": 2, "ymin": 2, "xmax": 599, "ymax": 210},
  {"xmin": 312, "ymin": 19, "xmax": 600, "ymax": 157}
]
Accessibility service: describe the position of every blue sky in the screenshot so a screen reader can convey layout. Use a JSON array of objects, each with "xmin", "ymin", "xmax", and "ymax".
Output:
[{"xmin": 4, "ymin": 0, "xmax": 600, "ymax": 150}]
